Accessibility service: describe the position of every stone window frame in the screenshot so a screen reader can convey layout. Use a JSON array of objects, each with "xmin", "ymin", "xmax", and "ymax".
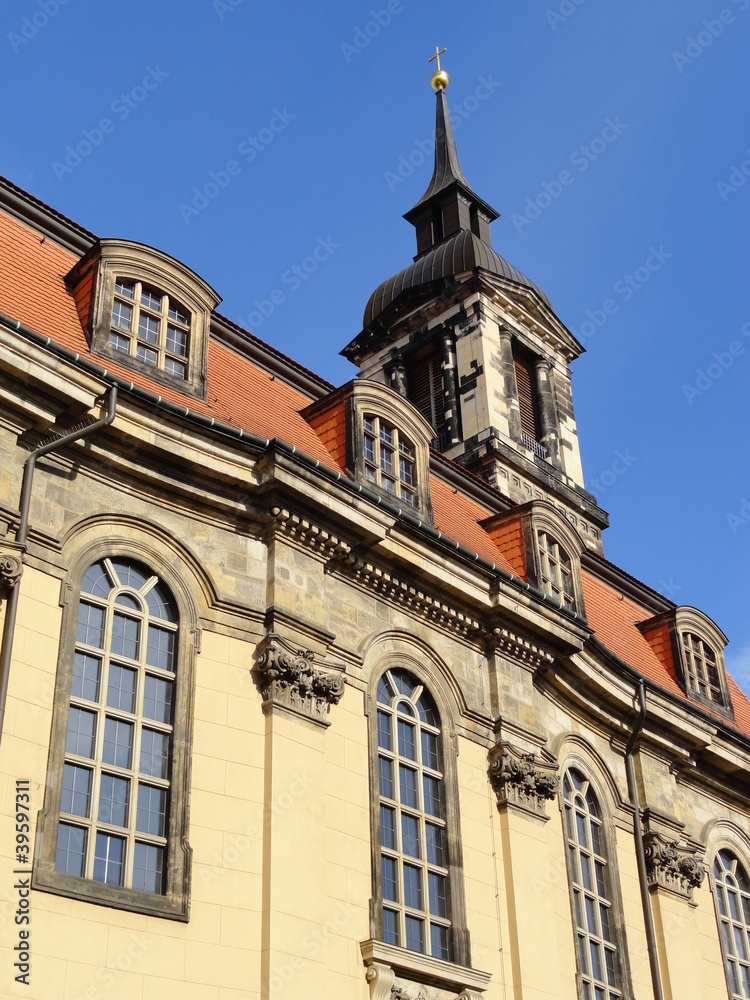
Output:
[
  {"xmin": 65, "ymin": 238, "xmax": 221, "ymax": 401},
  {"xmin": 557, "ymin": 748, "xmax": 635, "ymax": 1000},
  {"xmin": 364, "ymin": 652, "xmax": 471, "ymax": 973},
  {"xmin": 34, "ymin": 540, "xmax": 199, "ymax": 920},
  {"xmin": 519, "ymin": 500, "xmax": 586, "ymax": 616},
  {"xmin": 668, "ymin": 608, "xmax": 732, "ymax": 718},
  {"xmin": 705, "ymin": 824, "xmax": 750, "ymax": 1000},
  {"xmin": 348, "ymin": 379, "xmax": 435, "ymax": 522}
]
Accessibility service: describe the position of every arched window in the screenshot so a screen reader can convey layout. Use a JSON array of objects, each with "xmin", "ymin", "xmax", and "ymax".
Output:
[
  {"xmin": 712, "ymin": 850, "xmax": 750, "ymax": 998},
  {"xmin": 33, "ymin": 552, "xmax": 194, "ymax": 918},
  {"xmin": 54, "ymin": 558, "xmax": 177, "ymax": 893},
  {"xmin": 375, "ymin": 668, "xmax": 451, "ymax": 959},
  {"xmin": 537, "ymin": 531, "xmax": 575, "ymax": 609},
  {"xmin": 562, "ymin": 769, "xmax": 622, "ymax": 999}
]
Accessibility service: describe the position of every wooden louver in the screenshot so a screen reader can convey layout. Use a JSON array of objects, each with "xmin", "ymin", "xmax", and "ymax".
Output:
[
  {"xmin": 408, "ymin": 349, "xmax": 445, "ymax": 438},
  {"xmin": 513, "ymin": 358, "xmax": 538, "ymax": 440}
]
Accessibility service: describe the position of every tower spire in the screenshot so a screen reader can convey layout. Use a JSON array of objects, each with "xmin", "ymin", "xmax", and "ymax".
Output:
[{"xmin": 404, "ymin": 49, "xmax": 499, "ymax": 259}]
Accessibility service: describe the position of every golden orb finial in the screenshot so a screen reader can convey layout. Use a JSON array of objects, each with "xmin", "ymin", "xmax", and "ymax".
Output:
[{"xmin": 429, "ymin": 45, "xmax": 449, "ymax": 90}]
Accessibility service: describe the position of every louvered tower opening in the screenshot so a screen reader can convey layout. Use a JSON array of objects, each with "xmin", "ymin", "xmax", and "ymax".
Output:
[
  {"xmin": 407, "ymin": 347, "xmax": 446, "ymax": 448},
  {"xmin": 513, "ymin": 356, "xmax": 540, "ymax": 442}
]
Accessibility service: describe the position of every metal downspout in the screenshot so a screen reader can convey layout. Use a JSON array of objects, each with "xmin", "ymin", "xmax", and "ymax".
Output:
[
  {"xmin": 624, "ymin": 679, "xmax": 664, "ymax": 1000},
  {"xmin": 0, "ymin": 385, "xmax": 117, "ymax": 746}
]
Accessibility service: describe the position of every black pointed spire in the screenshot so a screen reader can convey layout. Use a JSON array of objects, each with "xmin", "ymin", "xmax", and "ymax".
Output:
[{"xmin": 404, "ymin": 87, "xmax": 499, "ymax": 260}]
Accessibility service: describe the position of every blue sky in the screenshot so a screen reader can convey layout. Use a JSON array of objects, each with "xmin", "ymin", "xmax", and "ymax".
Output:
[{"xmin": 2, "ymin": 2, "xmax": 749, "ymax": 689}]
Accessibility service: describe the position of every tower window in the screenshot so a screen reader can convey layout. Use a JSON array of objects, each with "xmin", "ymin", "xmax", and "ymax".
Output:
[
  {"xmin": 407, "ymin": 348, "xmax": 445, "ymax": 447},
  {"xmin": 513, "ymin": 356, "xmax": 540, "ymax": 446},
  {"xmin": 537, "ymin": 532, "xmax": 576, "ymax": 609},
  {"xmin": 109, "ymin": 279, "xmax": 190, "ymax": 380},
  {"xmin": 363, "ymin": 415, "xmax": 417, "ymax": 507}
]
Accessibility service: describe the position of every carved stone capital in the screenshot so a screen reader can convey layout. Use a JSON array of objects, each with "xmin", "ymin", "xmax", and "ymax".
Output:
[
  {"xmin": 643, "ymin": 830, "xmax": 705, "ymax": 900},
  {"xmin": 488, "ymin": 741, "xmax": 559, "ymax": 820},
  {"xmin": 391, "ymin": 987, "xmax": 427, "ymax": 1000},
  {"xmin": 365, "ymin": 962, "xmax": 396, "ymax": 1000},
  {"xmin": 0, "ymin": 550, "xmax": 23, "ymax": 591},
  {"xmin": 256, "ymin": 632, "xmax": 344, "ymax": 727}
]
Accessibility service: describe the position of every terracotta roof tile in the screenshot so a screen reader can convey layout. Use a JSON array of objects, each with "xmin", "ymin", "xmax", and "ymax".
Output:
[{"xmin": 430, "ymin": 478, "xmax": 515, "ymax": 573}]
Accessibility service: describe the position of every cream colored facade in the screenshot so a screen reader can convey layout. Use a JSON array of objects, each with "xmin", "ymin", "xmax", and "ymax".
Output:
[{"xmin": 1, "ymin": 131, "xmax": 750, "ymax": 1000}]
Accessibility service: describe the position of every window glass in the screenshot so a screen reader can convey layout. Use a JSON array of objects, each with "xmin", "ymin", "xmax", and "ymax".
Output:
[
  {"xmin": 109, "ymin": 280, "xmax": 190, "ymax": 380},
  {"xmin": 713, "ymin": 850, "xmax": 750, "ymax": 999}
]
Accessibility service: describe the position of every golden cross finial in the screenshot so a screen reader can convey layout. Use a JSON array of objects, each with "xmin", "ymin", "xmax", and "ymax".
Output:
[{"xmin": 429, "ymin": 46, "xmax": 447, "ymax": 71}]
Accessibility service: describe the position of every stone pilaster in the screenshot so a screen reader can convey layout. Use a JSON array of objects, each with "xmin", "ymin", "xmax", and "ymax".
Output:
[
  {"xmin": 440, "ymin": 330, "xmax": 461, "ymax": 446},
  {"xmin": 497, "ymin": 325, "xmax": 523, "ymax": 445},
  {"xmin": 533, "ymin": 358, "xmax": 560, "ymax": 466}
]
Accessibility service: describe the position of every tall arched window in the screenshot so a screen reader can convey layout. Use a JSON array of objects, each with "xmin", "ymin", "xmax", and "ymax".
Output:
[
  {"xmin": 712, "ymin": 850, "xmax": 750, "ymax": 998},
  {"xmin": 55, "ymin": 558, "xmax": 177, "ymax": 894},
  {"xmin": 375, "ymin": 668, "xmax": 451, "ymax": 959},
  {"xmin": 537, "ymin": 531, "xmax": 575, "ymax": 609},
  {"xmin": 562, "ymin": 769, "xmax": 622, "ymax": 1000}
]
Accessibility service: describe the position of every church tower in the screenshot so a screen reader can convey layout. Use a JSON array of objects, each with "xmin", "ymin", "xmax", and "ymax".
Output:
[{"xmin": 342, "ymin": 54, "xmax": 609, "ymax": 553}]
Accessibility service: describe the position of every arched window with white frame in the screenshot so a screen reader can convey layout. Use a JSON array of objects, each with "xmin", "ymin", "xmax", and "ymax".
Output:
[{"xmin": 712, "ymin": 849, "xmax": 750, "ymax": 998}]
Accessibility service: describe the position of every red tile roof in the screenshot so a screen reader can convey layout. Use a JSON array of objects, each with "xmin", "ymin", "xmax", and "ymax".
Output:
[{"xmin": 2, "ymin": 197, "xmax": 748, "ymax": 743}]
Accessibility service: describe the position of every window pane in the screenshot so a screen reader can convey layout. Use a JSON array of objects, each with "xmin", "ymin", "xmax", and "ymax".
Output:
[
  {"xmin": 425, "ymin": 823, "xmax": 445, "ymax": 866},
  {"xmin": 145, "ymin": 582, "xmax": 177, "ymax": 622},
  {"xmin": 141, "ymin": 288, "xmax": 162, "ymax": 311},
  {"xmin": 137, "ymin": 784, "xmax": 167, "ymax": 837},
  {"xmin": 166, "ymin": 325, "xmax": 188, "ymax": 356},
  {"xmin": 399, "ymin": 765, "xmax": 418, "ymax": 808},
  {"xmin": 55, "ymin": 823, "xmax": 86, "ymax": 876},
  {"xmin": 421, "ymin": 730, "xmax": 438, "ymax": 770},
  {"xmin": 143, "ymin": 674, "xmax": 173, "ymax": 724},
  {"xmin": 377, "ymin": 710, "xmax": 392, "ymax": 750},
  {"xmin": 380, "ymin": 805, "xmax": 396, "ymax": 849},
  {"xmin": 416, "ymin": 693, "xmax": 438, "ymax": 726},
  {"xmin": 115, "ymin": 279, "xmax": 134, "ymax": 300},
  {"xmin": 382, "ymin": 855, "xmax": 398, "ymax": 902},
  {"xmin": 61, "ymin": 764, "xmax": 91, "ymax": 818},
  {"xmin": 102, "ymin": 717, "xmax": 133, "ymax": 769},
  {"xmin": 403, "ymin": 864, "xmax": 422, "ymax": 909},
  {"xmin": 167, "ymin": 302, "xmax": 189, "ymax": 325},
  {"xmin": 138, "ymin": 315, "xmax": 159, "ymax": 344},
  {"xmin": 66, "ymin": 706, "xmax": 96, "ymax": 758},
  {"xmin": 397, "ymin": 720, "xmax": 416, "ymax": 761},
  {"xmin": 580, "ymin": 853, "xmax": 593, "ymax": 892},
  {"xmin": 109, "ymin": 331, "xmax": 130, "ymax": 352},
  {"xmin": 380, "ymin": 424, "xmax": 394, "ymax": 445},
  {"xmin": 428, "ymin": 871, "xmax": 447, "ymax": 917},
  {"xmin": 107, "ymin": 664, "xmax": 137, "ymax": 713},
  {"xmin": 431, "ymin": 923, "xmax": 449, "ymax": 960},
  {"xmin": 137, "ymin": 344, "xmax": 158, "ymax": 366},
  {"xmin": 590, "ymin": 819, "xmax": 602, "ymax": 856},
  {"xmin": 604, "ymin": 947, "xmax": 617, "ymax": 986},
  {"xmin": 729, "ymin": 887, "xmax": 742, "ymax": 922},
  {"xmin": 401, "ymin": 814, "xmax": 420, "ymax": 858},
  {"xmin": 82, "ymin": 562, "xmax": 113, "ymax": 598},
  {"xmin": 146, "ymin": 626, "xmax": 175, "ymax": 671},
  {"xmin": 599, "ymin": 903, "xmax": 611, "ymax": 942},
  {"xmin": 423, "ymin": 775, "xmax": 442, "ymax": 817},
  {"xmin": 71, "ymin": 652, "xmax": 101, "ymax": 702},
  {"xmin": 405, "ymin": 915, "xmax": 424, "ymax": 953},
  {"xmin": 77, "ymin": 602, "xmax": 104, "ymax": 648},
  {"xmin": 111, "ymin": 300, "xmax": 132, "ymax": 330},
  {"xmin": 93, "ymin": 832, "xmax": 124, "ymax": 886},
  {"xmin": 576, "ymin": 811, "xmax": 589, "ymax": 848},
  {"xmin": 110, "ymin": 613, "xmax": 140, "ymax": 660},
  {"xmin": 97, "ymin": 773, "xmax": 130, "ymax": 828},
  {"xmin": 589, "ymin": 940, "xmax": 603, "ymax": 982},
  {"xmin": 595, "ymin": 860, "xmax": 606, "ymax": 897},
  {"xmin": 382, "ymin": 908, "xmax": 399, "ymax": 945},
  {"xmin": 164, "ymin": 357, "xmax": 187, "ymax": 379},
  {"xmin": 378, "ymin": 757, "xmax": 394, "ymax": 799},
  {"xmin": 140, "ymin": 727, "xmax": 170, "ymax": 779},
  {"xmin": 111, "ymin": 561, "xmax": 150, "ymax": 590},
  {"xmin": 133, "ymin": 842, "xmax": 164, "ymax": 894}
]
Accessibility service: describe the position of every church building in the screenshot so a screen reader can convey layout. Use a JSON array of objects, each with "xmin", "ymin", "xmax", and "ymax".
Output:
[{"xmin": 0, "ymin": 58, "xmax": 749, "ymax": 1000}]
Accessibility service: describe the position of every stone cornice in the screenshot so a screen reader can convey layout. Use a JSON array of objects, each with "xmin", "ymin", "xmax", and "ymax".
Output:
[
  {"xmin": 268, "ymin": 507, "xmax": 353, "ymax": 560},
  {"xmin": 255, "ymin": 632, "xmax": 345, "ymax": 727},
  {"xmin": 488, "ymin": 740, "xmax": 560, "ymax": 820},
  {"xmin": 490, "ymin": 626, "xmax": 554, "ymax": 671}
]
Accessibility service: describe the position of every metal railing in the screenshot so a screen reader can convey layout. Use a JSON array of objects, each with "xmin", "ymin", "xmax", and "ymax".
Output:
[{"xmin": 521, "ymin": 431, "xmax": 547, "ymax": 460}]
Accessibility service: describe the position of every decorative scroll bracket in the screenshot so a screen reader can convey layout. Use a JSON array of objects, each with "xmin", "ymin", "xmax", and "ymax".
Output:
[
  {"xmin": 255, "ymin": 632, "xmax": 345, "ymax": 727},
  {"xmin": 643, "ymin": 829, "xmax": 705, "ymax": 901},
  {"xmin": 488, "ymin": 740, "xmax": 560, "ymax": 821},
  {"xmin": 0, "ymin": 549, "xmax": 23, "ymax": 591}
]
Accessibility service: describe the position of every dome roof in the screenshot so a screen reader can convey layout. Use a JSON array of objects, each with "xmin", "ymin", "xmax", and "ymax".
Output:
[{"xmin": 363, "ymin": 229, "xmax": 551, "ymax": 328}]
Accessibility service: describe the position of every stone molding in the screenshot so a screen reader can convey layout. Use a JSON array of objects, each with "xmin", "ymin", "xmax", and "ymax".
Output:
[
  {"xmin": 488, "ymin": 740, "xmax": 560, "ymax": 820},
  {"xmin": 335, "ymin": 552, "xmax": 484, "ymax": 639},
  {"xmin": 490, "ymin": 626, "xmax": 554, "ymax": 671},
  {"xmin": 255, "ymin": 632, "xmax": 345, "ymax": 726},
  {"xmin": 643, "ymin": 829, "xmax": 705, "ymax": 900},
  {"xmin": 0, "ymin": 548, "xmax": 23, "ymax": 590},
  {"xmin": 360, "ymin": 939, "xmax": 490, "ymax": 999},
  {"xmin": 268, "ymin": 507, "xmax": 352, "ymax": 560}
]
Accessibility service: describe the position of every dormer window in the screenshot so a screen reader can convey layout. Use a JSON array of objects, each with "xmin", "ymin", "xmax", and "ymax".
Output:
[
  {"xmin": 110, "ymin": 280, "xmax": 191, "ymax": 380},
  {"xmin": 537, "ymin": 531, "xmax": 575, "ymax": 609},
  {"xmin": 681, "ymin": 632, "xmax": 722, "ymax": 703},
  {"xmin": 363, "ymin": 415, "xmax": 416, "ymax": 507},
  {"xmin": 637, "ymin": 607, "xmax": 732, "ymax": 717},
  {"xmin": 65, "ymin": 238, "xmax": 221, "ymax": 401}
]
